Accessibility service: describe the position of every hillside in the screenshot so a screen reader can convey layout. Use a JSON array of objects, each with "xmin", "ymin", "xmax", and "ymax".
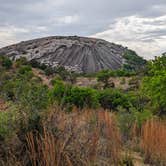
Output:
[
  {"xmin": 0, "ymin": 36, "xmax": 146, "ymax": 73},
  {"xmin": 0, "ymin": 54, "xmax": 166, "ymax": 165}
]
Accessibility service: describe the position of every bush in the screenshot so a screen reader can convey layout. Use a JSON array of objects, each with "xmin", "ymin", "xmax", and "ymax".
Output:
[
  {"xmin": 44, "ymin": 67, "xmax": 55, "ymax": 76},
  {"xmin": 17, "ymin": 65, "xmax": 34, "ymax": 79},
  {"xmin": 97, "ymin": 70, "xmax": 111, "ymax": 88},
  {"xmin": 142, "ymin": 55, "xmax": 166, "ymax": 115},
  {"xmin": 0, "ymin": 56, "xmax": 12, "ymax": 69},
  {"xmin": 98, "ymin": 89, "xmax": 131, "ymax": 110},
  {"xmin": 50, "ymin": 81, "xmax": 99, "ymax": 109},
  {"xmin": 18, "ymin": 65, "xmax": 32, "ymax": 75},
  {"xmin": 0, "ymin": 106, "xmax": 19, "ymax": 140},
  {"xmin": 50, "ymin": 80, "xmax": 68, "ymax": 103},
  {"xmin": 117, "ymin": 108, "xmax": 152, "ymax": 141},
  {"xmin": 67, "ymin": 87, "xmax": 99, "ymax": 109},
  {"xmin": 15, "ymin": 57, "xmax": 28, "ymax": 67},
  {"xmin": 29, "ymin": 59, "xmax": 47, "ymax": 70},
  {"xmin": 123, "ymin": 50, "xmax": 147, "ymax": 71}
]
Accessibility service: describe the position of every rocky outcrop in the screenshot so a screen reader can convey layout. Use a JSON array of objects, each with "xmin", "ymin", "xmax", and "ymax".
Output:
[{"xmin": 0, "ymin": 36, "xmax": 129, "ymax": 73}]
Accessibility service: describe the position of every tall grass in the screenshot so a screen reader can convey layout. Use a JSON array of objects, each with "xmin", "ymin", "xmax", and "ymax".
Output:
[
  {"xmin": 141, "ymin": 119, "xmax": 166, "ymax": 165},
  {"xmin": 26, "ymin": 108, "xmax": 122, "ymax": 166}
]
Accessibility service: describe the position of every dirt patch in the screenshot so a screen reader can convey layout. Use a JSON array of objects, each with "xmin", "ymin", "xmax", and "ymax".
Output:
[
  {"xmin": 76, "ymin": 76, "xmax": 132, "ymax": 90},
  {"xmin": 0, "ymin": 99, "xmax": 8, "ymax": 111},
  {"xmin": 32, "ymin": 68, "xmax": 52, "ymax": 88}
]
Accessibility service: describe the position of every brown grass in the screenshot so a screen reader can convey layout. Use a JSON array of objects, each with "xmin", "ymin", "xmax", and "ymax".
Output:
[
  {"xmin": 26, "ymin": 107, "xmax": 122, "ymax": 166},
  {"xmin": 141, "ymin": 118, "xmax": 166, "ymax": 165}
]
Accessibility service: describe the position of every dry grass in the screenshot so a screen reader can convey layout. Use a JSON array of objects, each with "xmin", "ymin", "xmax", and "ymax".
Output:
[
  {"xmin": 141, "ymin": 119, "xmax": 166, "ymax": 165},
  {"xmin": 26, "ymin": 107, "xmax": 122, "ymax": 166},
  {"xmin": 0, "ymin": 99, "xmax": 8, "ymax": 111}
]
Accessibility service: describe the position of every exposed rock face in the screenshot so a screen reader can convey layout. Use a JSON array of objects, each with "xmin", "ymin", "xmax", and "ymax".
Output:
[{"xmin": 0, "ymin": 36, "xmax": 129, "ymax": 73}]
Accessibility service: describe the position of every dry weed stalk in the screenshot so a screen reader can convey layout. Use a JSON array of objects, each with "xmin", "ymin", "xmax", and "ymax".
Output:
[
  {"xmin": 141, "ymin": 119, "xmax": 166, "ymax": 165},
  {"xmin": 26, "ymin": 108, "xmax": 122, "ymax": 166}
]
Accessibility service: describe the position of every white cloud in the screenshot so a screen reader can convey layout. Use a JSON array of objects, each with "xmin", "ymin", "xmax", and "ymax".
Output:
[
  {"xmin": 0, "ymin": 26, "xmax": 29, "ymax": 47},
  {"xmin": 51, "ymin": 15, "xmax": 79, "ymax": 25},
  {"xmin": 92, "ymin": 15, "xmax": 166, "ymax": 59},
  {"xmin": 0, "ymin": 25, "xmax": 49, "ymax": 47},
  {"xmin": 57, "ymin": 15, "xmax": 79, "ymax": 24}
]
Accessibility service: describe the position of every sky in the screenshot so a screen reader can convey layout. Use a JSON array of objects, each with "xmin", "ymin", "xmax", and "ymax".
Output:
[{"xmin": 0, "ymin": 0, "xmax": 166, "ymax": 59}]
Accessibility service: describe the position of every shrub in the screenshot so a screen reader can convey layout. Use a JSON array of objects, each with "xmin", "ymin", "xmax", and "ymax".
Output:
[
  {"xmin": 50, "ymin": 80, "xmax": 67, "ymax": 103},
  {"xmin": 18, "ymin": 65, "xmax": 32, "ymax": 75},
  {"xmin": 142, "ymin": 55, "xmax": 166, "ymax": 115},
  {"xmin": 17, "ymin": 82, "xmax": 50, "ymax": 112},
  {"xmin": 29, "ymin": 59, "xmax": 47, "ymax": 70},
  {"xmin": 0, "ymin": 106, "xmax": 19, "ymax": 140},
  {"xmin": 97, "ymin": 70, "xmax": 111, "ymax": 88},
  {"xmin": 98, "ymin": 89, "xmax": 131, "ymax": 110},
  {"xmin": 44, "ymin": 67, "xmax": 55, "ymax": 76},
  {"xmin": 123, "ymin": 50, "xmax": 147, "ymax": 71},
  {"xmin": 0, "ymin": 56, "xmax": 12, "ymax": 69},
  {"xmin": 67, "ymin": 87, "xmax": 99, "ymax": 109},
  {"xmin": 50, "ymin": 81, "xmax": 99, "ymax": 109},
  {"xmin": 15, "ymin": 57, "xmax": 28, "ymax": 67},
  {"xmin": 17, "ymin": 65, "xmax": 34, "ymax": 80},
  {"xmin": 117, "ymin": 108, "xmax": 152, "ymax": 141}
]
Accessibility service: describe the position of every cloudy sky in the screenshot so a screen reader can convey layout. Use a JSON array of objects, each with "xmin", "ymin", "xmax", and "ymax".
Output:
[{"xmin": 0, "ymin": 0, "xmax": 166, "ymax": 59}]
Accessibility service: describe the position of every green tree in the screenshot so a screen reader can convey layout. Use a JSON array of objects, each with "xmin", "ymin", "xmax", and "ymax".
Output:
[
  {"xmin": 68, "ymin": 87, "xmax": 99, "ymax": 109},
  {"xmin": 50, "ymin": 80, "xmax": 99, "ymax": 109},
  {"xmin": 98, "ymin": 89, "xmax": 131, "ymax": 111},
  {"xmin": 0, "ymin": 56, "xmax": 12, "ymax": 69},
  {"xmin": 97, "ymin": 70, "xmax": 111, "ymax": 88},
  {"xmin": 142, "ymin": 55, "xmax": 166, "ymax": 115},
  {"xmin": 123, "ymin": 50, "xmax": 147, "ymax": 71}
]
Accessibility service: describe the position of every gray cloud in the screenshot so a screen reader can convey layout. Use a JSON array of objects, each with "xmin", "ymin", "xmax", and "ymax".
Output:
[
  {"xmin": 92, "ymin": 15, "xmax": 166, "ymax": 59},
  {"xmin": 0, "ymin": 0, "xmax": 166, "ymax": 58}
]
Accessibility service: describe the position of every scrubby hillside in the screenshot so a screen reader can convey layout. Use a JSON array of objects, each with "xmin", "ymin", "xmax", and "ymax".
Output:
[{"xmin": 0, "ymin": 55, "xmax": 166, "ymax": 165}]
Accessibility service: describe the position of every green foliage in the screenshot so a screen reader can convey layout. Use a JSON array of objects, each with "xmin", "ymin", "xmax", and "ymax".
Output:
[
  {"xmin": 18, "ymin": 82, "xmax": 49, "ymax": 111},
  {"xmin": 0, "ymin": 106, "xmax": 19, "ymax": 140},
  {"xmin": 117, "ymin": 108, "xmax": 152, "ymax": 140},
  {"xmin": 120, "ymin": 77, "xmax": 126, "ymax": 85},
  {"xmin": 123, "ymin": 50, "xmax": 147, "ymax": 71},
  {"xmin": 97, "ymin": 69, "xmax": 135, "ymax": 88},
  {"xmin": 127, "ymin": 92, "xmax": 149, "ymax": 112},
  {"xmin": 29, "ymin": 59, "xmax": 47, "ymax": 70},
  {"xmin": 15, "ymin": 57, "xmax": 28, "ymax": 67},
  {"xmin": 44, "ymin": 67, "xmax": 55, "ymax": 76},
  {"xmin": 97, "ymin": 70, "xmax": 111, "ymax": 88},
  {"xmin": 0, "ymin": 56, "xmax": 12, "ymax": 69},
  {"xmin": 98, "ymin": 89, "xmax": 131, "ymax": 110},
  {"xmin": 55, "ymin": 66, "xmax": 69, "ymax": 80},
  {"xmin": 50, "ymin": 80, "xmax": 67, "ymax": 103},
  {"xmin": 67, "ymin": 87, "xmax": 99, "ymax": 109},
  {"xmin": 0, "ymin": 64, "xmax": 50, "ymax": 112},
  {"xmin": 142, "ymin": 55, "xmax": 166, "ymax": 115},
  {"xmin": 146, "ymin": 55, "xmax": 166, "ymax": 76},
  {"xmin": 50, "ymin": 80, "xmax": 99, "ymax": 109},
  {"xmin": 18, "ymin": 65, "xmax": 32, "ymax": 74}
]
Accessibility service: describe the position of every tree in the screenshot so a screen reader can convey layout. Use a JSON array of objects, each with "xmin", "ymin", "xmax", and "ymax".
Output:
[
  {"xmin": 142, "ymin": 55, "xmax": 166, "ymax": 115},
  {"xmin": 98, "ymin": 89, "xmax": 131, "ymax": 110},
  {"xmin": 50, "ymin": 80, "xmax": 99, "ymax": 109},
  {"xmin": 123, "ymin": 50, "xmax": 147, "ymax": 71},
  {"xmin": 97, "ymin": 70, "xmax": 111, "ymax": 89}
]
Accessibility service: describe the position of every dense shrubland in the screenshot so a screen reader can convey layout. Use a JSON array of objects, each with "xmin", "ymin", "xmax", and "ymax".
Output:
[{"xmin": 0, "ymin": 55, "xmax": 166, "ymax": 165}]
